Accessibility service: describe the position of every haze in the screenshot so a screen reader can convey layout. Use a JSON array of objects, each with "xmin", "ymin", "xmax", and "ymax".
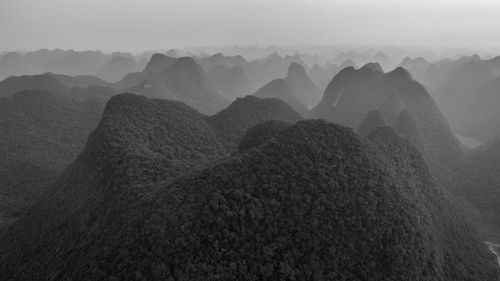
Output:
[{"xmin": 1, "ymin": 0, "xmax": 500, "ymax": 52}]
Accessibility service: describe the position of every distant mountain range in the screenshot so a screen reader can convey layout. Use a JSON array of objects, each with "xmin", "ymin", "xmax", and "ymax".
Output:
[
  {"xmin": 206, "ymin": 65, "xmax": 255, "ymax": 100},
  {"xmin": 253, "ymin": 62, "xmax": 322, "ymax": 115},
  {"xmin": 121, "ymin": 55, "xmax": 229, "ymax": 115},
  {"xmin": 400, "ymin": 54, "xmax": 500, "ymax": 143},
  {"xmin": 0, "ymin": 50, "xmax": 145, "ymax": 82}
]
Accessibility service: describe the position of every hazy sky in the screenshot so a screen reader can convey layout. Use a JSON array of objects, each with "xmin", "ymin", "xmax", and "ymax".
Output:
[{"xmin": 1, "ymin": 0, "xmax": 500, "ymax": 51}]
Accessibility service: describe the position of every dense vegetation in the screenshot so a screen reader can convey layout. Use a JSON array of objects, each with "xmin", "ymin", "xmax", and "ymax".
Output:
[
  {"xmin": 207, "ymin": 95, "xmax": 302, "ymax": 150},
  {"xmin": 1, "ymin": 50, "xmax": 499, "ymax": 280},
  {"xmin": 0, "ymin": 89, "xmax": 105, "ymax": 228},
  {"xmin": 356, "ymin": 109, "xmax": 386, "ymax": 136},
  {"xmin": 309, "ymin": 65, "xmax": 464, "ymax": 193},
  {"xmin": 0, "ymin": 73, "xmax": 67, "ymax": 97},
  {"xmin": 366, "ymin": 127, "xmax": 498, "ymax": 280},
  {"xmin": 237, "ymin": 120, "xmax": 289, "ymax": 152},
  {"xmin": 459, "ymin": 140, "xmax": 500, "ymax": 242},
  {"xmin": 0, "ymin": 112, "xmax": 497, "ymax": 280}
]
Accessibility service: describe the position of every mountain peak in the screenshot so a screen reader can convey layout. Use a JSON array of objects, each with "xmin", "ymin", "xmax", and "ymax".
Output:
[
  {"xmin": 208, "ymin": 95, "xmax": 302, "ymax": 150},
  {"xmin": 287, "ymin": 62, "xmax": 307, "ymax": 76},
  {"xmin": 285, "ymin": 62, "xmax": 322, "ymax": 108},
  {"xmin": 339, "ymin": 59, "xmax": 356, "ymax": 69},
  {"xmin": 143, "ymin": 53, "xmax": 176, "ymax": 73},
  {"xmin": 254, "ymin": 79, "xmax": 308, "ymax": 116},
  {"xmin": 360, "ymin": 62, "xmax": 383, "ymax": 73},
  {"xmin": 172, "ymin": 57, "xmax": 203, "ymax": 74},
  {"xmin": 387, "ymin": 66, "xmax": 412, "ymax": 81}
]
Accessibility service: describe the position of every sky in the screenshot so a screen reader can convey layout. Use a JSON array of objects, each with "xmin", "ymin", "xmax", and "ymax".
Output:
[{"xmin": 1, "ymin": 0, "xmax": 500, "ymax": 52}]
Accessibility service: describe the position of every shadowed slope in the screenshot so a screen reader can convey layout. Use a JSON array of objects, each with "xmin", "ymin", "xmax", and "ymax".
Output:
[
  {"xmin": 310, "ymin": 65, "xmax": 463, "ymax": 191},
  {"xmin": 0, "ymin": 90, "xmax": 105, "ymax": 228},
  {"xmin": 284, "ymin": 62, "xmax": 322, "ymax": 108},
  {"xmin": 207, "ymin": 95, "xmax": 302, "ymax": 150},
  {"xmin": 254, "ymin": 78, "xmax": 308, "ymax": 116}
]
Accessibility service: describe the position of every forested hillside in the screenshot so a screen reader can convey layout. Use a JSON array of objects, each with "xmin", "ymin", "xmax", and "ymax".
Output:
[
  {"xmin": 0, "ymin": 111, "xmax": 497, "ymax": 280},
  {"xmin": 0, "ymin": 90, "xmax": 105, "ymax": 228}
]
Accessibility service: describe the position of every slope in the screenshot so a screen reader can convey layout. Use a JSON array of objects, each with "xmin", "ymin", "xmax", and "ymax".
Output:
[
  {"xmin": 207, "ymin": 95, "xmax": 303, "ymax": 150},
  {"xmin": 0, "ymin": 90, "xmax": 105, "ymax": 228},
  {"xmin": 284, "ymin": 62, "xmax": 322, "ymax": 108},
  {"xmin": 254, "ymin": 79, "xmax": 308, "ymax": 116},
  {"xmin": 1, "ymin": 119, "xmax": 497, "ymax": 280},
  {"xmin": 122, "ymin": 56, "xmax": 229, "ymax": 115}
]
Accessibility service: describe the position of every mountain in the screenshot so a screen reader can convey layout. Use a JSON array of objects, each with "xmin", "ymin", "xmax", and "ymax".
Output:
[
  {"xmin": 309, "ymin": 64, "xmax": 387, "ymax": 126},
  {"xmin": 0, "ymin": 50, "xmax": 143, "ymax": 81},
  {"xmin": 0, "ymin": 93, "xmax": 229, "ymax": 280},
  {"xmin": 43, "ymin": 51, "xmax": 108, "ymax": 76},
  {"xmin": 308, "ymin": 63, "xmax": 341, "ymax": 92},
  {"xmin": 0, "ymin": 50, "xmax": 67, "ymax": 80},
  {"xmin": 253, "ymin": 79, "xmax": 308, "ymax": 116},
  {"xmin": 195, "ymin": 53, "xmax": 248, "ymax": 71},
  {"xmin": 460, "ymin": 140, "xmax": 500, "ymax": 242},
  {"xmin": 399, "ymin": 57, "xmax": 431, "ymax": 86},
  {"xmin": 1, "ymin": 117, "xmax": 497, "ymax": 280},
  {"xmin": 248, "ymin": 53, "xmax": 309, "ymax": 86},
  {"xmin": 391, "ymin": 110, "xmax": 425, "ymax": 151},
  {"xmin": 356, "ymin": 109, "xmax": 387, "ymax": 136},
  {"xmin": 124, "ymin": 56, "xmax": 229, "ymax": 115},
  {"xmin": 366, "ymin": 126, "xmax": 498, "ymax": 279},
  {"xmin": 237, "ymin": 120, "xmax": 289, "ymax": 153},
  {"xmin": 96, "ymin": 56, "xmax": 141, "ymax": 82},
  {"xmin": 339, "ymin": 59, "xmax": 357, "ymax": 69},
  {"xmin": 0, "ymin": 90, "xmax": 104, "ymax": 228},
  {"xmin": 67, "ymin": 85, "xmax": 118, "ymax": 101},
  {"xmin": 310, "ymin": 64, "xmax": 464, "ymax": 191},
  {"xmin": 165, "ymin": 49, "xmax": 180, "ymax": 58},
  {"xmin": 0, "ymin": 52, "xmax": 35, "ymax": 80},
  {"xmin": 284, "ymin": 63, "xmax": 322, "ymax": 108},
  {"xmin": 0, "ymin": 73, "xmax": 67, "ymax": 97},
  {"xmin": 434, "ymin": 60, "xmax": 496, "ymax": 141},
  {"xmin": 379, "ymin": 92, "xmax": 405, "ymax": 121},
  {"xmin": 206, "ymin": 65, "xmax": 255, "ymax": 100},
  {"xmin": 207, "ymin": 95, "xmax": 303, "ymax": 150},
  {"xmin": 142, "ymin": 53, "xmax": 177, "ymax": 74},
  {"xmin": 0, "ymin": 73, "xmax": 115, "ymax": 101},
  {"xmin": 112, "ymin": 71, "xmax": 144, "ymax": 89},
  {"xmin": 440, "ymin": 74, "xmax": 500, "ymax": 142},
  {"xmin": 47, "ymin": 73, "xmax": 108, "ymax": 88}
]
